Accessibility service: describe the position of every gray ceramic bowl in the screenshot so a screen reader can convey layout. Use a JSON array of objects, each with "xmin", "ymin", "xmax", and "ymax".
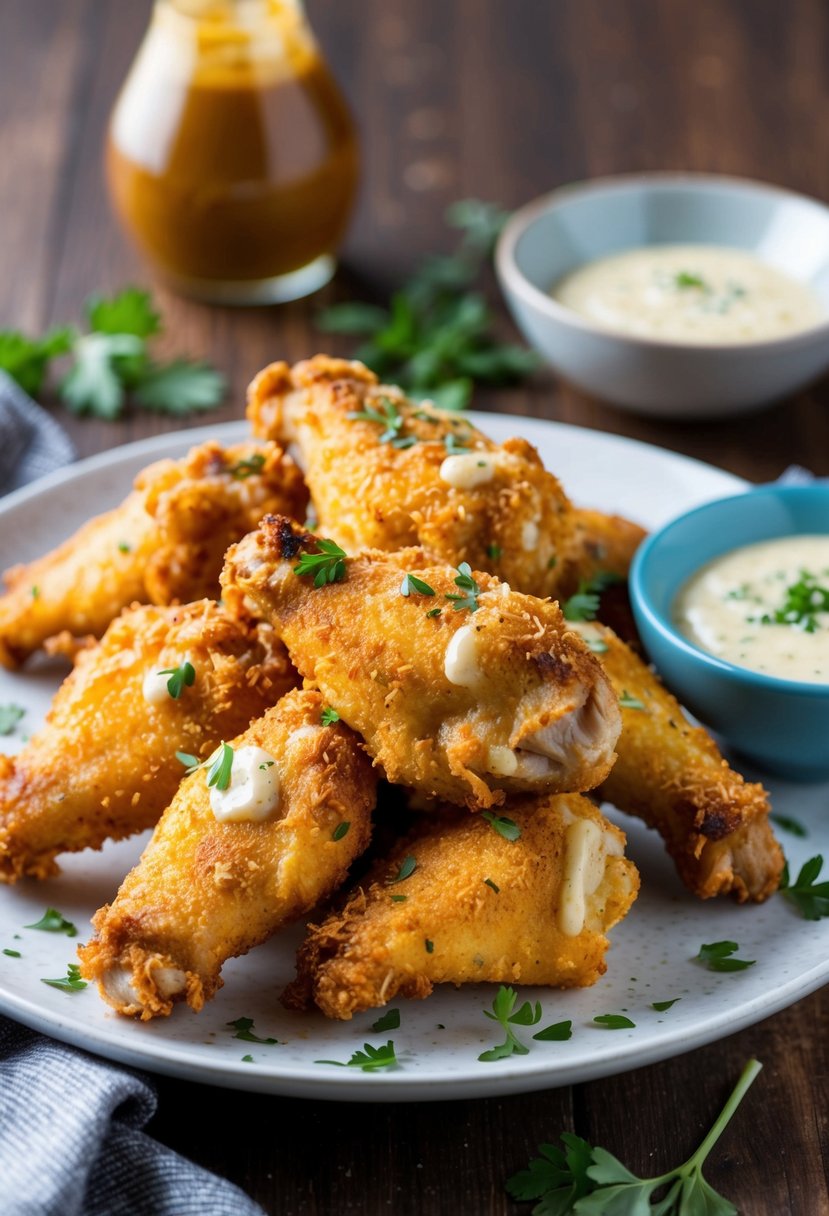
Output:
[{"xmin": 496, "ymin": 173, "xmax": 829, "ymax": 419}]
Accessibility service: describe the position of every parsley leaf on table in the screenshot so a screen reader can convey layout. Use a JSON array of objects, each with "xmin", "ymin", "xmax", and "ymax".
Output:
[
  {"xmin": 0, "ymin": 704, "xmax": 25, "ymax": 736},
  {"xmin": 478, "ymin": 985, "xmax": 542, "ymax": 1061},
  {"xmin": 507, "ymin": 1059, "xmax": 762, "ymax": 1215},
  {"xmin": 780, "ymin": 854, "xmax": 829, "ymax": 920},
  {"xmin": 316, "ymin": 200, "xmax": 538, "ymax": 408}
]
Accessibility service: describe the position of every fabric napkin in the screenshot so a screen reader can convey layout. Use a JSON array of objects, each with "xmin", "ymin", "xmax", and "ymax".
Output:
[
  {"xmin": 0, "ymin": 376, "xmax": 265, "ymax": 1216},
  {"xmin": 0, "ymin": 371, "xmax": 75, "ymax": 495}
]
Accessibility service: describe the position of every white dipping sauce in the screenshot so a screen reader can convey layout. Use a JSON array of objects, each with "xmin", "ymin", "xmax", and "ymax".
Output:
[
  {"xmin": 209, "ymin": 746, "xmax": 281, "ymax": 823},
  {"xmin": 551, "ymin": 245, "xmax": 825, "ymax": 344},
  {"xmin": 674, "ymin": 535, "xmax": 829, "ymax": 684}
]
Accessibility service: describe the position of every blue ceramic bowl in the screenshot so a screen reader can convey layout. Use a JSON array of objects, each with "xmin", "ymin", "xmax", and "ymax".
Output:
[
  {"xmin": 630, "ymin": 483, "xmax": 829, "ymax": 780},
  {"xmin": 495, "ymin": 173, "xmax": 829, "ymax": 420}
]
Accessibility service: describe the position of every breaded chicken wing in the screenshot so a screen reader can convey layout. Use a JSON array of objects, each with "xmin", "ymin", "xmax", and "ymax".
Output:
[
  {"xmin": 247, "ymin": 355, "xmax": 574, "ymax": 596},
  {"xmin": 0, "ymin": 439, "xmax": 307, "ymax": 667},
  {"xmin": 223, "ymin": 516, "xmax": 621, "ymax": 808},
  {"xmin": 283, "ymin": 793, "xmax": 639, "ymax": 1019},
  {"xmin": 568, "ymin": 621, "xmax": 784, "ymax": 902},
  {"xmin": 78, "ymin": 689, "xmax": 377, "ymax": 1019},
  {"xmin": 561, "ymin": 508, "xmax": 646, "ymax": 597},
  {"xmin": 0, "ymin": 601, "xmax": 297, "ymax": 881}
]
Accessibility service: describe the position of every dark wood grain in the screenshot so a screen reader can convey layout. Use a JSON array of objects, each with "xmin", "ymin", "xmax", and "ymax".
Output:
[{"xmin": 1, "ymin": 2, "xmax": 828, "ymax": 1212}]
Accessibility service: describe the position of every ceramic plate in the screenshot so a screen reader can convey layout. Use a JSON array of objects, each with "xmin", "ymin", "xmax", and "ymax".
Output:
[{"xmin": 0, "ymin": 414, "xmax": 826, "ymax": 1102}]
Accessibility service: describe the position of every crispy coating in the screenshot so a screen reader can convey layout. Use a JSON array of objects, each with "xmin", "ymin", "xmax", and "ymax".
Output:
[
  {"xmin": 223, "ymin": 515, "xmax": 621, "ymax": 808},
  {"xmin": 558, "ymin": 508, "xmax": 647, "ymax": 598},
  {"xmin": 0, "ymin": 439, "xmax": 307, "ymax": 667},
  {"xmin": 0, "ymin": 601, "xmax": 297, "ymax": 881},
  {"xmin": 567, "ymin": 621, "xmax": 784, "ymax": 902},
  {"xmin": 283, "ymin": 793, "xmax": 639, "ymax": 1019},
  {"xmin": 246, "ymin": 355, "xmax": 574, "ymax": 596},
  {"xmin": 78, "ymin": 689, "xmax": 377, "ymax": 1019}
]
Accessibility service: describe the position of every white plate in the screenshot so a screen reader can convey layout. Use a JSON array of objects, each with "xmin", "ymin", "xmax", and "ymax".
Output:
[{"xmin": 0, "ymin": 414, "xmax": 826, "ymax": 1102}]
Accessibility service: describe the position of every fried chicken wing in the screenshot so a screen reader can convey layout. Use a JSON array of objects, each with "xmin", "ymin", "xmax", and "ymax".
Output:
[
  {"xmin": 78, "ymin": 689, "xmax": 377, "ymax": 1019},
  {"xmin": 561, "ymin": 508, "xmax": 646, "ymax": 596},
  {"xmin": 0, "ymin": 439, "xmax": 307, "ymax": 667},
  {"xmin": 223, "ymin": 516, "xmax": 621, "ymax": 808},
  {"xmin": 567, "ymin": 621, "xmax": 784, "ymax": 902},
  {"xmin": 246, "ymin": 355, "xmax": 575, "ymax": 596},
  {"xmin": 283, "ymin": 793, "xmax": 639, "ymax": 1019},
  {"xmin": 0, "ymin": 601, "xmax": 297, "ymax": 881}
]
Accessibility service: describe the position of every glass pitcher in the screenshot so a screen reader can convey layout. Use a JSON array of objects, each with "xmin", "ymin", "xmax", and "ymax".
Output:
[{"xmin": 106, "ymin": 0, "xmax": 359, "ymax": 304}]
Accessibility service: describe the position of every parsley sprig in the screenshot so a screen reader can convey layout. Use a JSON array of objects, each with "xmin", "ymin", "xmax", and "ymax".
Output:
[
  {"xmin": 316, "ymin": 200, "xmax": 538, "ymax": 411},
  {"xmin": 780, "ymin": 854, "xmax": 829, "ymax": 920},
  {"xmin": 157, "ymin": 660, "xmax": 195, "ymax": 699},
  {"xmin": 0, "ymin": 287, "xmax": 224, "ymax": 419},
  {"xmin": 42, "ymin": 963, "xmax": 88, "ymax": 993},
  {"xmin": 506, "ymin": 1058, "xmax": 762, "ymax": 1215},
  {"xmin": 445, "ymin": 562, "xmax": 482, "ymax": 612},
  {"xmin": 316, "ymin": 1040, "xmax": 398, "ymax": 1071},
  {"xmin": 293, "ymin": 539, "xmax": 348, "ymax": 587},
  {"xmin": 562, "ymin": 572, "xmax": 622, "ymax": 622},
  {"xmin": 479, "ymin": 986, "xmax": 543, "ymax": 1061}
]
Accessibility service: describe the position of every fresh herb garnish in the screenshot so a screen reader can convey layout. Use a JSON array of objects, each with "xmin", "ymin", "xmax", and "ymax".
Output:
[
  {"xmin": 347, "ymin": 395, "xmax": 417, "ymax": 448},
  {"xmin": 316, "ymin": 200, "xmax": 537, "ymax": 410},
  {"xmin": 533, "ymin": 1020, "xmax": 573, "ymax": 1042},
  {"xmin": 486, "ymin": 543, "xmax": 502, "ymax": 561},
  {"xmin": 445, "ymin": 562, "xmax": 482, "ymax": 612},
  {"xmin": 483, "ymin": 877, "xmax": 500, "ymax": 893},
  {"xmin": 400, "ymin": 573, "xmax": 436, "ymax": 598},
  {"xmin": 321, "ymin": 706, "xmax": 341, "ymax": 726},
  {"xmin": 618, "ymin": 691, "xmax": 646, "ymax": 710},
  {"xmin": 696, "ymin": 941, "xmax": 756, "ymax": 972},
  {"xmin": 332, "ymin": 821, "xmax": 351, "ymax": 842},
  {"xmin": 780, "ymin": 855, "xmax": 829, "ymax": 920},
  {"xmin": 157, "ymin": 660, "xmax": 195, "ymax": 700},
  {"xmin": 481, "ymin": 811, "xmax": 521, "ymax": 842},
  {"xmin": 562, "ymin": 572, "xmax": 621, "ymax": 622},
  {"xmin": 117, "ymin": 540, "xmax": 131, "ymax": 553},
  {"xmin": 42, "ymin": 963, "xmax": 87, "ymax": 992},
  {"xmin": 241, "ymin": 1054, "xmax": 254, "ymax": 1063},
  {"xmin": 31, "ymin": 586, "xmax": 39, "ymax": 600},
  {"xmin": 758, "ymin": 571, "xmax": 829, "ymax": 633},
  {"xmin": 389, "ymin": 855, "xmax": 417, "ymax": 884},
  {"xmin": 25, "ymin": 908, "xmax": 77, "ymax": 937},
  {"xmin": 227, "ymin": 1017, "xmax": 278, "ymax": 1045},
  {"xmin": 506, "ymin": 1057, "xmax": 762, "ymax": 1215},
  {"xmin": 0, "ymin": 287, "xmax": 224, "ymax": 419},
  {"xmin": 584, "ymin": 636, "xmax": 609, "ymax": 654},
  {"xmin": 593, "ymin": 1014, "xmax": 636, "ymax": 1030},
  {"xmin": 176, "ymin": 750, "xmax": 202, "ymax": 773},
  {"xmin": 0, "ymin": 704, "xmax": 25, "ymax": 736},
  {"xmin": 674, "ymin": 270, "xmax": 708, "ymax": 290},
  {"xmin": 426, "ymin": 607, "xmax": 442, "ymax": 618},
  {"xmin": 443, "ymin": 432, "xmax": 470, "ymax": 455},
  {"xmin": 651, "ymin": 999, "xmax": 681, "ymax": 1012},
  {"xmin": 771, "ymin": 814, "xmax": 808, "ymax": 838},
  {"xmin": 228, "ymin": 453, "xmax": 266, "ymax": 480},
  {"xmin": 478, "ymin": 985, "xmax": 542, "ymax": 1061},
  {"xmin": 371, "ymin": 1008, "xmax": 401, "ymax": 1033},
  {"xmin": 316, "ymin": 1040, "xmax": 398, "ymax": 1071},
  {"xmin": 206, "ymin": 742, "xmax": 234, "ymax": 792},
  {"xmin": 389, "ymin": 894, "xmax": 408, "ymax": 903},
  {"xmin": 3, "ymin": 949, "xmax": 21, "ymax": 958},
  {"xmin": 293, "ymin": 539, "xmax": 348, "ymax": 587},
  {"xmin": 425, "ymin": 938, "xmax": 434, "ymax": 953}
]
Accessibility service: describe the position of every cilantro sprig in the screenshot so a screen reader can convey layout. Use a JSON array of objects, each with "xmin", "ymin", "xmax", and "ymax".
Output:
[
  {"xmin": 316, "ymin": 1040, "xmax": 398, "ymax": 1071},
  {"xmin": 445, "ymin": 562, "xmax": 482, "ymax": 612},
  {"xmin": 316, "ymin": 200, "xmax": 538, "ymax": 410},
  {"xmin": 0, "ymin": 287, "xmax": 224, "ymax": 419},
  {"xmin": 506, "ymin": 1058, "xmax": 762, "ymax": 1215},
  {"xmin": 293, "ymin": 539, "xmax": 348, "ymax": 587},
  {"xmin": 780, "ymin": 854, "xmax": 829, "ymax": 920},
  {"xmin": 157, "ymin": 660, "xmax": 195, "ymax": 699}
]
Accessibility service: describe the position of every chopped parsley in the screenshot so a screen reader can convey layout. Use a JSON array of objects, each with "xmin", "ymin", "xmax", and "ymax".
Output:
[
  {"xmin": 425, "ymin": 938, "xmax": 434, "ymax": 953},
  {"xmin": 562, "ymin": 571, "xmax": 621, "ymax": 622},
  {"xmin": 483, "ymin": 877, "xmax": 500, "ymax": 893},
  {"xmin": 42, "ymin": 963, "xmax": 87, "ymax": 992},
  {"xmin": 425, "ymin": 607, "xmax": 442, "ymax": 618},
  {"xmin": 481, "ymin": 811, "xmax": 521, "ymax": 842},
  {"xmin": 651, "ymin": 998, "xmax": 681, "ymax": 1012},
  {"xmin": 532, "ymin": 1020, "xmax": 573, "ymax": 1042},
  {"xmin": 228, "ymin": 453, "xmax": 266, "ymax": 480},
  {"xmin": 347, "ymin": 396, "xmax": 416, "ymax": 448},
  {"xmin": 389, "ymin": 894, "xmax": 408, "ymax": 902},
  {"xmin": 593, "ymin": 1013, "xmax": 636, "ymax": 1030},
  {"xmin": 445, "ymin": 562, "xmax": 482, "ymax": 613},
  {"xmin": 388, "ymin": 855, "xmax": 417, "ymax": 884},
  {"xmin": 507, "ymin": 1058, "xmax": 762, "ymax": 1215},
  {"xmin": 206, "ymin": 742, "xmax": 234, "ymax": 792},
  {"xmin": 25, "ymin": 908, "xmax": 77, "ymax": 937},
  {"xmin": 371, "ymin": 1008, "xmax": 401, "ymax": 1032},
  {"xmin": 696, "ymin": 940, "xmax": 756, "ymax": 972},
  {"xmin": 674, "ymin": 270, "xmax": 708, "ymax": 290},
  {"xmin": 332, "ymin": 821, "xmax": 350, "ymax": 842},
  {"xmin": 117, "ymin": 540, "xmax": 132, "ymax": 553},
  {"xmin": 443, "ymin": 432, "xmax": 469, "ymax": 455},
  {"xmin": 3, "ymin": 949, "xmax": 21, "ymax": 959},
  {"xmin": 486, "ymin": 543, "xmax": 502, "ymax": 561},
  {"xmin": 227, "ymin": 1017, "xmax": 278, "ymax": 1045},
  {"xmin": 316, "ymin": 1040, "xmax": 398, "ymax": 1071},
  {"xmin": 293, "ymin": 539, "xmax": 348, "ymax": 587},
  {"xmin": 241, "ymin": 1054, "xmax": 254, "ymax": 1063},
  {"xmin": 618, "ymin": 691, "xmax": 646, "ymax": 710},
  {"xmin": 479, "ymin": 985, "xmax": 542, "ymax": 1061},
  {"xmin": 0, "ymin": 704, "xmax": 25, "ymax": 736},
  {"xmin": 780, "ymin": 854, "xmax": 829, "ymax": 920},
  {"xmin": 157, "ymin": 660, "xmax": 195, "ymax": 699},
  {"xmin": 758, "ymin": 571, "xmax": 829, "ymax": 633},
  {"xmin": 31, "ymin": 586, "xmax": 39, "ymax": 600},
  {"xmin": 321, "ymin": 706, "xmax": 340, "ymax": 726},
  {"xmin": 400, "ymin": 573, "xmax": 436, "ymax": 598}
]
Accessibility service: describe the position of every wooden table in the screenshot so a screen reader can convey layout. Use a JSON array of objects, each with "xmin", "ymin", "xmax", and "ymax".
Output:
[{"xmin": 2, "ymin": 1, "xmax": 828, "ymax": 1211}]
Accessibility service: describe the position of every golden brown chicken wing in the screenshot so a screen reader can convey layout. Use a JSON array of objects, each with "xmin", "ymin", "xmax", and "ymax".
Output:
[
  {"xmin": 223, "ymin": 515, "xmax": 621, "ymax": 808},
  {"xmin": 283, "ymin": 792, "xmax": 639, "ymax": 1019},
  {"xmin": 567, "ymin": 620, "xmax": 784, "ymax": 902},
  {"xmin": 0, "ymin": 601, "xmax": 297, "ymax": 881},
  {"xmin": 78, "ymin": 688, "xmax": 377, "ymax": 1020},
  {"xmin": 0, "ymin": 439, "xmax": 307, "ymax": 667},
  {"xmin": 246, "ymin": 355, "xmax": 574, "ymax": 596},
  {"xmin": 561, "ymin": 508, "xmax": 647, "ymax": 597}
]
